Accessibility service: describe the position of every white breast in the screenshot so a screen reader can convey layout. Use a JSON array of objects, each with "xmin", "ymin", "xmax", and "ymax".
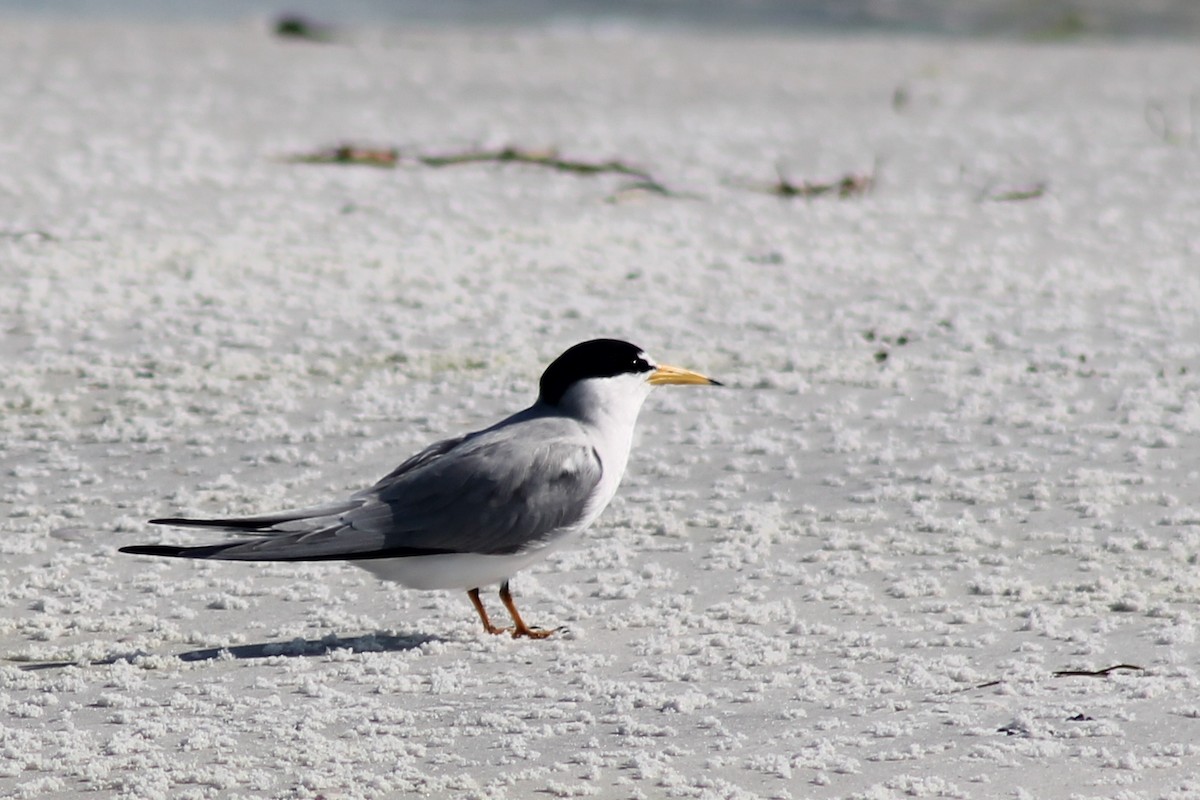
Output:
[
  {"xmin": 558, "ymin": 371, "xmax": 654, "ymax": 529},
  {"xmin": 357, "ymin": 370, "xmax": 655, "ymax": 592}
]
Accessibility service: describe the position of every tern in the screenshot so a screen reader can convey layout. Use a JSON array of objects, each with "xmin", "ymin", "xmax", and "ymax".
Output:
[{"xmin": 120, "ymin": 339, "xmax": 721, "ymax": 639}]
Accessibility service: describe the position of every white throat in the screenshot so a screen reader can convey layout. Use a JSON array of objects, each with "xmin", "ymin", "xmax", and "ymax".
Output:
[{"xmin": 554, "ymin": 372, "xmax": 655, "ymax": 522}]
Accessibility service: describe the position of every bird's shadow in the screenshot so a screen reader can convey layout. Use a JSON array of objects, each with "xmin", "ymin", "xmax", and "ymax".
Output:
[{"xmin": 13, "ymin": 631, "xmax": 438, "ymax": 671}]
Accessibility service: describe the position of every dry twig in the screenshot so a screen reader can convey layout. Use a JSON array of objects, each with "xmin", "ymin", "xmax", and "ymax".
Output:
[
  {"xmin": 964, "ymin": 663, "xmax": 1145, "ymax": 692},
  {"xmin": 1052, "ymin": 664, "xmax": 1144, "ymax": 679},
  {"xmin": 284, "ymin": 144, "xmax": 399, "ymax": 168},
  {"xmin": 731, "ymin": 160, "xmax": 878, "ymax": 199},
  {"xmin": 415, "ymin": 145, "xmax": 653, "ymax": 181},
  {"xmin": 284, "ymin": 143, "xmax": 684, "ymax": 198}
]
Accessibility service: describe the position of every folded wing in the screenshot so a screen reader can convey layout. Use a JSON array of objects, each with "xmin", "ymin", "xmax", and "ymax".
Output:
[{"xmin": 122, "ymin": 417, "xmax": 603, "ymax": 562}]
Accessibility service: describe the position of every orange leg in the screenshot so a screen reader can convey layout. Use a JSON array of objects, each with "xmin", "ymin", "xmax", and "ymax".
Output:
[
  {"xmin": 499, "ymin": 580, "xmax": 556, "ymax": 640},
  {"xmin": 467, "ymin": 587, "xmax": 509, "ymax": 636}
]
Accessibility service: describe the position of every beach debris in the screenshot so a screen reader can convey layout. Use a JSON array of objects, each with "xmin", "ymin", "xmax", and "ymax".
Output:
[
  {"xmin": 865, "ymin": 329, "xmax": 910, "ymax": 364},
  {"xmin": 1052, "ymin": 664, "xmax": 1144, "ymax": 679},
  {"xmin": 419, "ymin": 146, "xmax": 693, "ymax": 199},
  {"xmin": 273, "ymin": 13, "xmax": 336, "ymax": 43},
  {"xmin": 283, "ymin": 144, "xmax": 653, "ymax": 177},
  {"xmin": 284, "ymin": 144, "xmax": 400, "ymax": 168},
  {"xmin": 731, "ymin": 161, "xmax": 877, "ymax": 199},
  {"xmin": 967, "ymin": 663, "xmax": 1145, "ymax": 692},
  {"xmin": 980, "ymin": 181, "xmax": 1047, "ymax": 202},
  {"xmin": 863, "ymin": 330, "xmax": 909, "ymax": 346},
  {"xmin": 282, "ymin": 142, "xmax": 685, "ymax": 197},
  {"xmin": 414, "ymin": 145, "xmax": 654, "ymax": 181},
  {"xmin": 997, "ymin": 720, "xmax": 1032, "ymax": 737}
]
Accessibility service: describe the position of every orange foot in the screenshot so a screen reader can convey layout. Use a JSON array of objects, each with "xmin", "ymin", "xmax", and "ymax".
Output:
[
  {"xmin": 466, "ymin": 584, "xmax": 564, "ymax": 640},
  {"xmin": 510, "ymin": 624, "xmax": 558, "ymax": 640},
  {"xmin": 499, "ymin": 581, "xmax": 564, "ymax": 640}
]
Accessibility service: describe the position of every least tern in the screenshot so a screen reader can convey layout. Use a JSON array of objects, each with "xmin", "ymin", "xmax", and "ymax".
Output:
[{"xmin": 120, "ymin": 339, "xmax": 720, "ymax": 639}]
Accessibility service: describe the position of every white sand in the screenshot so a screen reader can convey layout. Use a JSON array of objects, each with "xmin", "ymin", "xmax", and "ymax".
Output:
[{"xmin": 3, "ymin": 15, "xmax": 1200, "ymax": 799}]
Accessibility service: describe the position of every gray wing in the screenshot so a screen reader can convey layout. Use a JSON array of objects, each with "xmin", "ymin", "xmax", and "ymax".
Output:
[
  {"xmin": 125, "ymin": 417, "xmax": 604, "ymax": 561},
  {"xmin": 349, "ymin": 419, "xmax": 603, "ymax": 555}
]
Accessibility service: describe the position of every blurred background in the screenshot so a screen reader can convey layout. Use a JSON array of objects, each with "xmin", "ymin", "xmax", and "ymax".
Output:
[{"xmin": 3, "ymin": 0, "xmax": 1200, "ymax": 38}]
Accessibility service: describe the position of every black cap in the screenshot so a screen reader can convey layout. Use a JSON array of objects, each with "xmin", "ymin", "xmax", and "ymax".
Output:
[{"xmin": 538, "ymin": 339, "xmax": 652, "ymax": 406}]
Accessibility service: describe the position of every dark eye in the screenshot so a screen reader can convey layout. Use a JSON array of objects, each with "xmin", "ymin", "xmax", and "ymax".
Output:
[{"xmin": 632, "ymin": 356, "xmax": 651, "ymax": 372}]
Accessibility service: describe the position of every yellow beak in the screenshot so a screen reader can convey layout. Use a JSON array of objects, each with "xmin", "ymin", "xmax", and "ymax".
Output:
[{"xmin": 648, "ymin": 364, "xmax": 723, "ymax": 387}]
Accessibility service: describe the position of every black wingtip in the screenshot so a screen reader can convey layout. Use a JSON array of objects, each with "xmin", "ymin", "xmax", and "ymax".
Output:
[
  {"xmin": 119, "ymin": 545, "xmax": 190, "ymax": 557},
  {"xmin": 148, "ymin": 516, "xmax": 292, "ymax": 531},
  {"xmin": 119, "ymin": 542, "xmax": 243, "ymax": 559}
]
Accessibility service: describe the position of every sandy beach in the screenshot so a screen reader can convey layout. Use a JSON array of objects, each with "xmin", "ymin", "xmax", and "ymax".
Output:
[{"xmin": 3, "ymin": 12, "xmax": 1200, "ymax": 799}]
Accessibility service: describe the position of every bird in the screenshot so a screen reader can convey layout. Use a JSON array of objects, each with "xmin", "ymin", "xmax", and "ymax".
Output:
[{"xmin": 120, "ymin": 339, "xmax": 721, "ymax": 639}]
